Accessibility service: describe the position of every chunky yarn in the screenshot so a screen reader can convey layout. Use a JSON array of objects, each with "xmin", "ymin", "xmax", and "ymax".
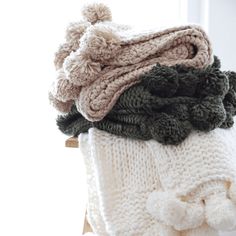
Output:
[
  {"xmin": 56, "ymin": 59, "xmax": 236, "ymax": 145},
  {"xmin": 49, "ymin": 3, "xmax": 214, "ymax": 121},
  {"xmin": 80, "ymin": 127, "xmax": 236, "ymax": 234}
]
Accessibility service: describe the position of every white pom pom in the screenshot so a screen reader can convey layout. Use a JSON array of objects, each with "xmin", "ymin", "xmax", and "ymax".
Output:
[
  {"xmin": 146, "ymin": 191, "xmax": 204, "ymax": 231},
  {"xmin": 229, "ymin": 182, "xmax": 236, "ymax": 203},
  {"xmin": 63, "ymin": 50, "xmax": 101, "ymax": 86},
  {"xmin": 205, "ymin": 195, "xmax": 236, "ymax": 231},
  {"xmin": 82, "ymin": 3, "xmax": 112, "ymax": 24},
  {"xmin": 66, "ymin": 21, "xmax": 91, "ymax": 49},
  {"xmin": 80, "ymin": 25, "xmax": 121, "ymax": 61}
]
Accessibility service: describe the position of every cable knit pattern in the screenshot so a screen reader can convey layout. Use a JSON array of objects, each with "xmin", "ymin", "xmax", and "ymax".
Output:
[{"xmin": 49, "ymin": 3, "xmax": 214, "ymax": 121}]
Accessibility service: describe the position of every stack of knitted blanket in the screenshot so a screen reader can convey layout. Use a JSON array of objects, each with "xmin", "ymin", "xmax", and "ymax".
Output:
[
  {"xmin": 57, "ymin": 58, "xmax": 236, "ymax": 144},
  {"xmin": 49, "ymin": 3, "xmax": 236, "ymax": 236}
]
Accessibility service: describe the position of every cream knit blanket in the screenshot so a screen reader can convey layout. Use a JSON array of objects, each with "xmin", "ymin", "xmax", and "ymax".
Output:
[
  {"xmin": 79, "ymin": 123, "xmax": 236, "ymax": 235},
  {"xmin": 80, "ymin": 129, "xmax": 216, "ymax": 236},
  {"xmin": 49, "ymin": 3, "xmax": 213, "ymax": 121}
]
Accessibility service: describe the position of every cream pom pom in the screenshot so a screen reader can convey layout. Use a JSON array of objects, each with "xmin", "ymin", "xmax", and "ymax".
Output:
[
  {"xmin": 80, "ymin": 25, "xmax": 121, "ymax": 61},
  {"xmin": 205, "ymin": 194, "xmax": 236, "ymax": 231},
  {"xmin": 146, "ymin": 191, "xmax": 204, "ymax": 231},
  {"xmin": 63, "ymin": 50, "xmax": 101, "ymax": 86},
  {"xmin": 229, "ymin": 182, "xmax": 236, "ymax": 203},
  {"xmin": 66, "ymin": 21, "xmax": 91, "ymax": 49},
  {"xmin": 82, "ymin": 3, "xmax": 112, "ymax": 24}
]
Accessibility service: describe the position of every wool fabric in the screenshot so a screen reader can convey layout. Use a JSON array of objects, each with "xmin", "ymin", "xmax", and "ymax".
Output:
[
  {"xmin": 49, "ymin": 3, "xmax": 214, "ymax": 121},
  {"xmin": 56, "ymin": 61, "xmax": 236, "ymax": 145},
  {"xmin": 79, "ymin": 128, "xmax": 159, "ymax": 235},
  {"xmin": 146, "ymin": 118, "xmax": 236, "ymax": 231},
  {"xmin": 79, "ymin": 128, "xmax": 220, "ymax": 236}
]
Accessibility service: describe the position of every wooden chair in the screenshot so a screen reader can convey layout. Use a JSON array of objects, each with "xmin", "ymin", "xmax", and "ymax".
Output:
[{"xmin": 65, "ymin": 137, "xmax": 93, "ymax": 234}]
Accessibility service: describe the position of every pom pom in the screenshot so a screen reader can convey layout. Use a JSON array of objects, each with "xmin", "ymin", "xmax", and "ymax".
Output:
[
  {"xmin": 146, "ymin": 191, "xmax": 204, "ymax": 231},
  {"xmin": 205, "ymin": 195, "xmax": 236, "ymax": 231},
  {"xmin": 63, "ymin": 50, "xmax": 101, "ymax": 86},
  {"xmin": 80, "ymin": 25, "xmax": 121, "ymax": 61},
  {"xmin": 82, "ymin": 3, "xmax": 112, "ymax": 24},
  {"xmin": 176, "ymin": 72, "xmax": 199, "ymax": 97},
  {"xmin": 190, "ymin": 97, "xmax": 226, "ymax": 131},
  {"xmin": 226, "ymin": 71, "xmax": 236, "ymax": 91},
  {"xmin": 54, "ymin": 43, "xmax": 73, "ymax": 70},
  {"xmin": 220, "ymin": 113, "xmax": 234, "ymax": 128},
  {"xmin": 212, "ymin": 56, "xmax": 221, "ymax": 69},
  {"xmin": 141, "ymin": 64, "xmax": 179, "ymax": 97},
  {"xmin": 197, "ymin": 68, "xmax": 229, "ymax": 98},
  {"xmin": 48, "ymin": 92, "xmax": 73, "ymax": 113},
  {"xmin": 229, "ymin": 182, "xmax": 236, "ymax": 203},
  {"xmin": 164, "ymin": 104, "xmax": 190, "ymax": 121},
  {"xmin": 149, "ymin": 113, "xmax": 191, "ymax": 145},
  {"xmin": 51, "ymin": 70, "xmax": 81, "ymax": 102},
  {"xmin": 66, "ymin": 21, "xmax": 91, "ymax": 49}
]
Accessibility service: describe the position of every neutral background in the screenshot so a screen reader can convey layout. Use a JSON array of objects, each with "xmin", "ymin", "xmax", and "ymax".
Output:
[{"xmin": 0, "ymin": 0, "xmax": 235, "ymax": 235}]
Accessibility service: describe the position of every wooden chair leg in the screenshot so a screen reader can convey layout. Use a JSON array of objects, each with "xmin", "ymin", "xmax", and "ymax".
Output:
[{"xmin": 83, "ymin": 210, "xmax": 93, "ymax": 234}]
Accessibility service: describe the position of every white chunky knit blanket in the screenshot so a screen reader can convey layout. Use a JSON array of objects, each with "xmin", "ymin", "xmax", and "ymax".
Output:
[{"xmin": 79, "ymin": 122, "xmax": 236, "ymax": 235}]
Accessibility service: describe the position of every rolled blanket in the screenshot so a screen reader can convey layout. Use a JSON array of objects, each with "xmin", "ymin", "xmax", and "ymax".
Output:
[
  {"xmin": 56, "ymin": 61, "xmax": 236, "ymax": 145},
  {"xmin": 49, "ymin": 3, "xmax": 213, "ymax": 121},
  {"xmin": 146, "ymin": 118, "xmax": 236, "ymax": 231}
]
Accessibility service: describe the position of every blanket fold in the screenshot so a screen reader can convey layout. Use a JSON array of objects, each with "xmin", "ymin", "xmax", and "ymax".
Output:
[
  {"xmin": 49, "ymin": 3, "xmax": 213, "ymax": 121},
  {"xmin": 56, "ymin": 60, "xmax": 236, "ymax": 145}
]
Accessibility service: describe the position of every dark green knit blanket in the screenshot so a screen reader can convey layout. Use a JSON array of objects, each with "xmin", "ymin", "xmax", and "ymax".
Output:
[{"xmin": 57, "ymin": 57, "xmax": 236, "ymax": 145}]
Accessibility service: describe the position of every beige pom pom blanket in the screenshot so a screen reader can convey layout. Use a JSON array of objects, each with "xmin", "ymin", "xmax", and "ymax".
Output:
[{"xmin": 49, "ymin": 4, "xmax": 213, "ymax": 121}]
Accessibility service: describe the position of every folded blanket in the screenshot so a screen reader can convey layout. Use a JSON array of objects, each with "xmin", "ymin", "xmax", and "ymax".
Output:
[
  {"xmin": 79, "ymin": 128, "xmax": 219, "ymax": 235},
  {"xmin": 56, "ymin": 60, "xmax": 236, "ymax": 145},
  {"xmin": 80, "ymin": 127, "xmax": 236, "ymax": 234},
  {"xmin": 146, "ymin": 120, "xmax": 236, "ymax": 231},
  {"xmin": 79, "ymin": 128, "xmax": 159, "ymax": 235},
  {"xmin": 49, "ymin": 3, "xmax": 213, "ymax": 121}
]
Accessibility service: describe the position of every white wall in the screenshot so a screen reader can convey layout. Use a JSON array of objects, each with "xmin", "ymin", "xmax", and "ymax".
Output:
[
  {"xmin": 208, "ymin": 0, "xmax": 236, "ymax": 71},
  {"xmin": 188, "ymin": 0, "xmax": 236, "ymax": 71}
]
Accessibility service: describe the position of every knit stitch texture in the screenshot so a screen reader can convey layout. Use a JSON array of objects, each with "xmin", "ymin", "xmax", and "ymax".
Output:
[
  {"xmin": 79, "ymin": 127, "xmax": 236, "ymax": 234},
  {"xmin": 56, "ymin": 59, "xmax": 236, "ymax": 145},
  {"xmin": 49, "ymin": 4, "xmax": 213, "ymax": 121}
]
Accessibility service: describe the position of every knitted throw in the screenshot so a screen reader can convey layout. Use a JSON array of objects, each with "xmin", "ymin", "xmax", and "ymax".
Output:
[
  {"xmin": 79, "ymin": 128, "xmax": 221, "ymax": 236},
  {"xmin": 146, "ymin": 119, "xmax": 236, "ymax": 232},
  {"xmin": 80, "ymin": 127, "xmax": 236, "ymax": 235},
  {"xmin": 56, "ymin": 59, "xmax": 236, "ymax": 145},
  {"xmin": 49, "ymin": 3, "xmax": 213, "ymax": 121}
]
